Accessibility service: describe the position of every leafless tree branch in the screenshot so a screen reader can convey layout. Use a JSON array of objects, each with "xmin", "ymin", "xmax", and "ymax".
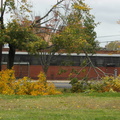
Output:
[{"xmin": 32, "ymin": 0, "xmax": 64, "ymax": 27}]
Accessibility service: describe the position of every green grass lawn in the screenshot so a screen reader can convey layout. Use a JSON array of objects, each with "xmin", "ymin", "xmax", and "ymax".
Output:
[{"xmin": 0, "ymin": 92, "xmax": 120, "ymax": 120}]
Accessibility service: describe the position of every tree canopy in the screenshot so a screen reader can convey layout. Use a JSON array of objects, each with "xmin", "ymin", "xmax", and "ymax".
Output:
[
  {"xmin": 0, "ymin": 0, "xmax": 47, "ymax": 69},
  {"xmin": 0, "ymin": 0, "xmax": 97, "ymax": 75},
  {"xmin": 105, "ymin": 41, "xmax": 120, "ymax": 51},
  {"xmin": 30, "ymin": 0, "xmax": 98, "ymax": 75},
  {"xmin": 51, "ymin": 0, "xmax": 97, "ymax": 54}
]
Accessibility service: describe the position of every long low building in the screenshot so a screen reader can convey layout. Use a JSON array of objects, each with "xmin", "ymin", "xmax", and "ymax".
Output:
[{"xmin": 1, "ymin": 48, "xmax": 120, "ymax": 80}]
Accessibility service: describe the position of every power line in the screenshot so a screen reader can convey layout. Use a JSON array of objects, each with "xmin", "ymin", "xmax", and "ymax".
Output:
[
  {"xmin": 97, "ymin": 34, "xmax": 120, "ymax": 38},
  {"xmin": 99, "ymin": 40, "xmax": 120, "ymax": 43}
]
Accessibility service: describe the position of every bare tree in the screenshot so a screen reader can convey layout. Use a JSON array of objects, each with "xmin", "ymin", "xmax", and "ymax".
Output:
[{"xmin": 29, "ymin": 0, "xmax": 70, "ymax": 76}]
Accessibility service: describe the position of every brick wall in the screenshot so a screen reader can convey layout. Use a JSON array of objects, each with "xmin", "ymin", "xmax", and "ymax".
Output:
[{"xmin": 2, "ymin": 65, "xmax": 118, "ymax": 80}]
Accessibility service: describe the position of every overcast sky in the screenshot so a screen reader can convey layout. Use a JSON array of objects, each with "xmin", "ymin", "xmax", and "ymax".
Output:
[
  {"xmin": 85, "ymin": 0, "xmax": 120, "ymax": 46},
  {"xmin": 1, "ymin": 0, "xmax": 120, "ymax": 47},
  {"xmin": 30, "ymin": 0, "xmax": 120, "ymax": 47}
]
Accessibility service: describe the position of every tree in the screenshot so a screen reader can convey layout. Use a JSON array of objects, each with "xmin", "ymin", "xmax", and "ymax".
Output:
[
  {"xmin": 27, "ymin": 0, "xmax": 66, "ymax": 75},
  {"xmin": 31, "ymin": 0, "xmax": 97, "ymax": 76},
  {"xmin": 105, "ymin": 41, "xmax": 120, "ymax": 51},
  {"xmin": 0, "ymin": 0, "xmax": 41, "ymax": 69},
  {"xmin": 52, "ymin": 0, "xmax": 97, "ymax": 54},
  {"xmin": 1, "ymin": 0, "xmax": 97, "ymax": 79},
  {"xmin": 48, "ymin": 0, "xmax": 99, "ymax": 80},
  {"xmin": 1, "ymin": 0, "xmax": 58, "ymax": 69},
  {"xmin": 0, "ymin": 0, "xmax": 29, "ymax": 69},
  {"xmin": 1, "ymin": 0, "xmax": 65, "ymax": 71},
  {"xmin": 0, "ymin": 0, "xmax": 6, "ymax": 71},
  {"xmin": 4, "ymin": 20, "xmax": 46, "ymax": 69}
]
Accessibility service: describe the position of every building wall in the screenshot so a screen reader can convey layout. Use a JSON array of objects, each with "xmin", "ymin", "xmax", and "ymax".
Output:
[{"xmin": 2, "ymin": 65, "xmax": 118, "ymax": 80}]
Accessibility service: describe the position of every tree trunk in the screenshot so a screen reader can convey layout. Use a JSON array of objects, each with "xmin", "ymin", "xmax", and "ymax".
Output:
[
  {"xmin": 0, "ymin": 45, "xmax": 2, "ymax": 71},
  {"xmin": 43, "ymin": 65, "xmax": 49, "ymax": 75},
  {"xmin": 7, "ymin": 44, "xmax": 16, "ymax": 69}
]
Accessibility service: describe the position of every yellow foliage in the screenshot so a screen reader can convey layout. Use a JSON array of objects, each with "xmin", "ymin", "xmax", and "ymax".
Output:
[
  {"xmin": 73, "ymin": 4, "xmax": 91, "ymax": 11},
  {"xmin": 101, "ymin": 75, "xmax": 120, "ymax": 92},
  {"xmin": 0, "ymin": 70, "xmax": 62, "ymax": 96},
  {"xmin": 73, "ymin": 2, "xmax": 91, "ymax": 11},
  {"xmin": 0, "ymin": 69, "xmax": 15, "ymax": 94}
]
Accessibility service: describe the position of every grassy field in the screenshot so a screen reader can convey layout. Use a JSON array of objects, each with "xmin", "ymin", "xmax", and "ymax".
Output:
[{"xmin": 0, "ymin": 92, "xmax": 120, "ymax": 120}]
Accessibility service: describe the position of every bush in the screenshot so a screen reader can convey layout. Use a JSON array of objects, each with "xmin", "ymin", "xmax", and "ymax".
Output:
[
  {"xmin": 91, "ymin": 76, "xmax": 120, "ymax": 93},
  {"xmin": 0, "ymin": 69, "xmax": 62, "ymax": 96},
  {"xmin": 70, "ymin": 76, "xmax": 120, "ymax": 93},
  {"xmin": 100, "ymin": 76, "xmax": 120, "ymax": 92},
  {"xmin": 0, "ymin": 69, "xmax": 15, "ymax": 95},
  {"xmin": 70, "ymin": 78, "xmax": 91, "ymax": 92}
]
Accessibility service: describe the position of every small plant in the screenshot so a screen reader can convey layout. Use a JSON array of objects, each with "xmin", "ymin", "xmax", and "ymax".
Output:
[
  {"xmin": 58, "ymin": 68, "xmax": 67, "ymax": 75},
  {"xmin": 69, "ymin": 78, "xmax": 91, "ymax": 93},
  {"xmin": 69, "ymin": 77, "xmax": 78, "ymax": 85}
]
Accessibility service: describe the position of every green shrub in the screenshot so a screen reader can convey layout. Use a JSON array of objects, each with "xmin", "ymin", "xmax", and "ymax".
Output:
[
  {"xmin": 70, "ymin": 78, "xmax": 91, "ymax": 92},
  {"xmin": 70, "ymin": 75, "xmax": 120, "ymax": 93}
]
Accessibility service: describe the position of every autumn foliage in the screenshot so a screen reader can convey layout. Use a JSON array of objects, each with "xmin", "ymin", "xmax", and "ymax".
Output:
[
  {"xmin": 0, "ymin": 69, "xmax": 61, "ymax": 96},
  {"xmin": 70, "ymin": 75, "xmax": 120, "ymax": 93}
]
